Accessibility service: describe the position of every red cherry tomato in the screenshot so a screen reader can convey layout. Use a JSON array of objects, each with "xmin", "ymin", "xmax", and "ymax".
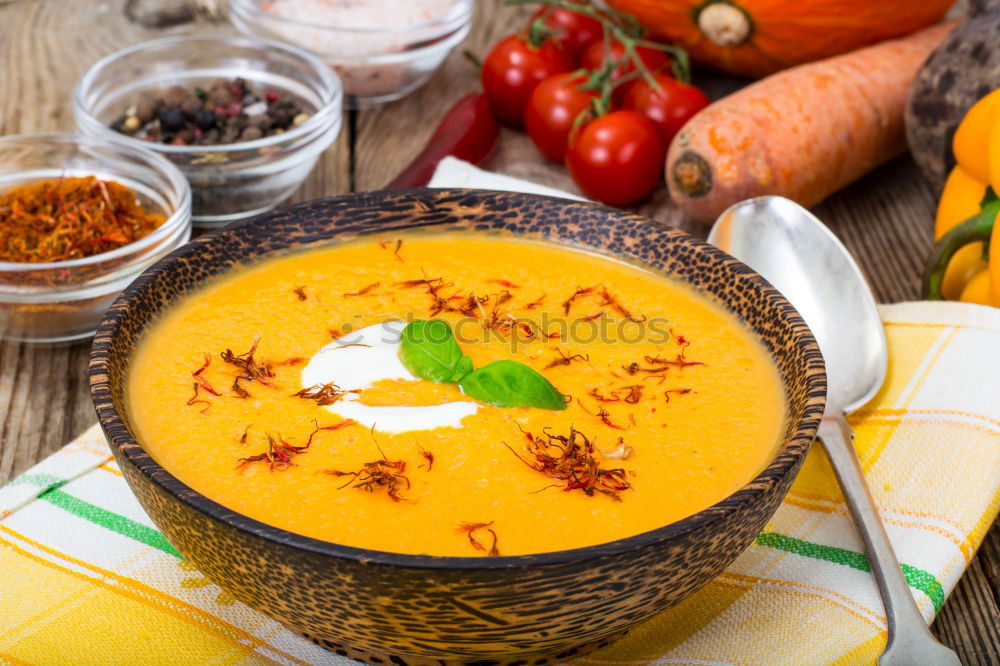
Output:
[
  {"xmin": 579, "ymin": 39, "xmax": 669, "ymax": 101},
  {"xmin": 622, "ymin": 74, "xmax": 710, "ymax": 146},
  {"xmin": 481, "ymin": 34, "xmax": 574, "ymax": 127},
  {"xmin": 525, "ymin": 73, "xmax": 597, "ymax": 162},
  {"xmin": 566, "ymin": 110, "xmax": 664, "ymax": 206},
  {"xmin": 530, "ymin": 5, "xmax": 603, "ymax": 60}
]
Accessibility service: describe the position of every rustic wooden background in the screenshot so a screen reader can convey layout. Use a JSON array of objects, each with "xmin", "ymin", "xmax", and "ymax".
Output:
[{"xmin": 0, "ymin": 0, "xmax": 996, "ymax": 663}]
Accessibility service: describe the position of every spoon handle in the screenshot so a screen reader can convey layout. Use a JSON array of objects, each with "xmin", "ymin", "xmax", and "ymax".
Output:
[{"xmin": 817, "ymin": 416, "xmax": 960, "ymax": 665}]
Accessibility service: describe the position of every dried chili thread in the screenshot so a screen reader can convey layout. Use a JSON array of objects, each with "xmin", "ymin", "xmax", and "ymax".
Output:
[
  {"xmin": 0, "ymin": 176, "xmax": 165, "ymax": 263},
  {"xmin": 457, "ymin": 521, "xmax": 500, "ymax": 557}
]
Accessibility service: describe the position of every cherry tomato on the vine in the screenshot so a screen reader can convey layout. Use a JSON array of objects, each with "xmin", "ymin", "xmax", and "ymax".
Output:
[
  {"xmin": 622, "ymin": 73, "xmax": 710, "ymax": 146},
  {"xmin": 530, "ymin": 4, "xmax": 603, "ymax": 60},
  {"xmin": 525, "ymin": 73, "xmax": 598, "ymax": 162},
  {"xmin": 481, "ymin": 34, "xmax": 574, "ymax": 127},
  {"xmin": 566, "ymin": 110, "xmax": 664, "ymax": 206},
  {"xmin": 579, "ymin": 39, "xmax": 670, "ymax": 101}
]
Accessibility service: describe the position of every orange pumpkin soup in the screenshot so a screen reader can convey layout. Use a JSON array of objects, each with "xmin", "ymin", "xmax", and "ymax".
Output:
[{"xmin": 128, "ymin": 234, "xmax": 786, "ymax": 556}]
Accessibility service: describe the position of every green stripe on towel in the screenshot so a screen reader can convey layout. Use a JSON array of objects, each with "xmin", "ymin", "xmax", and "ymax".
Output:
[
  {"xmin": 755, "ymin": 531, "xmax": 945, "ymax": 612},
  {"xmin": 10, "ymin": 473, "xmax": 67, "ymax": 490},
  {"xmin": 29, "ymin": 484, "xmax": 946, "ymax": 613},
  {"xmin": 38, "ymin": 488, "xmax": 180, "ymax": 558}
]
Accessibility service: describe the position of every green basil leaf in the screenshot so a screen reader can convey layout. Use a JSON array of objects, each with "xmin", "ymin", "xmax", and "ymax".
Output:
[
  {"xmin": 459, "ymin": 360, "xmax": 567, "ymax": 411},
  {"xmin": 399, "ymin": 320, "xmax": 474, "ymax": 383}
]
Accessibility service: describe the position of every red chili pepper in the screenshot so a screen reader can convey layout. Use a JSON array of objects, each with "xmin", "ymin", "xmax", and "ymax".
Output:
[{"xmin": 384, "ymin": 93, "xmax": 500, "ymax": 189}]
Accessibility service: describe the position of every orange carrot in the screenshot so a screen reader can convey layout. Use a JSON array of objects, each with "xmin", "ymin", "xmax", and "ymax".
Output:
[{"xmin": 666, "ymin": 22, "xmax": 956, "ymax": 223}]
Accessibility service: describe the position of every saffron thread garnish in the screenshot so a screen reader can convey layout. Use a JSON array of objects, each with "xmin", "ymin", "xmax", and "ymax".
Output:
[
  {"xmin": 664, "ymin": 388, "xmax": 693, "ymax": 403},
  {"xmin": 457, "ymin": 521, "xmax": 500, "ymax": 556},
  {"xmin": 326, "ymin": 458, "xmax": 410, "ymax": 501},
  {"xmin": 524, "ymin": 294, "xmax": 546, "ymax": 310},
  {"xmin": 305, "ymin": 418, "xmax": 355, "ymax": 447},
  {"xmin": 293, "ymin": 286, "xmax": 307, "ymax": 301},
  {"xmin": 293, "ymin": 382, "xmax": 359, "ymax": 406},
  {"xmin": 344, "ymin": 282, "xmax": 380, "ymax": 297},
  {"xmin": 221, "ymin": 335, "xmax": 274, "ymax": 398},
  {"xmin": 596, "ymin": 407, "xmax": 627, "ymax": 430},
  {"xmin": 622, "ymin": 385, "xmax": 643, "ymax": 404},
  {"xmin": 623, "ymin": 353, "xmax": 704, "ymax": 376},
  {"xmin": 487, "ymin": 278, "xmax": 519, "ymax": 289},
  {"xmin": 418, "ymin": 445, "xmax": 434, "ymax": 471},
  {"xmin": 588, "ymin": 388, "xmax": 620, "ymax": 403},
  {"xmin": 505, "ymin": 426, "xmax": 631, "ymax": 501},
  {"xmin": 186, "ymin": 383, "xmax": 210, "ymax": 413},
  {"xmin": 191, "ymin": 353, "xmax": 221, "ymax": 396},
  {"xmin": 543, "ymin": 348, "xmax": 589, "ymax": 370},
  {"xmin": 562, "ymin": 286, "xmax": 595, "ymax": 314},
  {"xmin": 237, "ymin": 433, "xmax": 306, "ymax": 472}
]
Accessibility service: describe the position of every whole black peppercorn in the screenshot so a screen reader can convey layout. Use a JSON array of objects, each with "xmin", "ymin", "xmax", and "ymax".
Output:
[
  {"xmin": 271, "ymin": 109, "xmax": 293, "ymax": 129},
  {"xmin": 194, "ymin": 109, "xmax": 217, "ymax": 130},
  {"xmin": 159, "ymin": 106, "xmax": 186, "ymax": 132}
]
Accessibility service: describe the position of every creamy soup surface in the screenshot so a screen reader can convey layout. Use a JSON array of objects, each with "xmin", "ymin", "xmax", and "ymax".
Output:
[{"xmin": 128, "ymin": 234, "xmax": 786, "ymax": 556}]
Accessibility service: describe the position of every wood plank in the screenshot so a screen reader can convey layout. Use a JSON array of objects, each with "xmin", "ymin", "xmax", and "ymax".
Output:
[{"xmin": 0, "ymin": 0, "xmax": 230, "ymax": 490}]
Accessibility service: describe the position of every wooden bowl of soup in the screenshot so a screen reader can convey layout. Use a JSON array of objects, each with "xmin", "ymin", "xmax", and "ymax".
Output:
[{"xmin": 90, "ymin": 189, "xmax": 825, "ymax": 663}]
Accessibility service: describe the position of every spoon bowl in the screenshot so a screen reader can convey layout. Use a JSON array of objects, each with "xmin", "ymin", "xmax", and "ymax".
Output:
[{"xmin": 710, "ymin": 196, "xmax": 886, "ymax": 415}]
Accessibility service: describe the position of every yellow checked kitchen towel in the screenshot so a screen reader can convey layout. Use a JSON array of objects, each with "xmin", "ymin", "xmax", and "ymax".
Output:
[{"xmin": 0, "ymin": 300, "xmax": 997, "ymax": 665}]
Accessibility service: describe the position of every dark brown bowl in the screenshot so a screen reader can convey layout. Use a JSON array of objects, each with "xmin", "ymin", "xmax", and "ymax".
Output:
[{"xmin": 90, "ymin": 189, "xmax": 825, "ymax": 664}]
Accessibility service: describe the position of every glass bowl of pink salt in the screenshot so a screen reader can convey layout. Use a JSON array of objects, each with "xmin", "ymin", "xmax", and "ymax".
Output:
[{"xmin": 230, "ymin": 0, "xmax": 473, "ymax": 108}]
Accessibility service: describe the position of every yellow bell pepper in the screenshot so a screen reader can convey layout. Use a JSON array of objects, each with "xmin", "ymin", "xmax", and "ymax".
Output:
[
  {"xmin": 935, "ymin": 166, "xmax": 988, "ymax": 300},
  {"xmin": 959, "ymin": 269, "xmax": 993, "ymax": 305},
  {"xmin": 925, "ymin": 89, "xmax": 1000, "ymax": 307}
]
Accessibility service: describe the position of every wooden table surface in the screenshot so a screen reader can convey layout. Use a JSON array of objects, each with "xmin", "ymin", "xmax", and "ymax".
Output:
[{"xmin": 0, "ymin": 0, "xmax": 997, "ymax": 663}]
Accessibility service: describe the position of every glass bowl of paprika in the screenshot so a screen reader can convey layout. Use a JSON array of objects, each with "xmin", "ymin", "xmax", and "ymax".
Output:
[{"xmin": 0, "ymin": 133, "xmax": 192, "ymax": 344}]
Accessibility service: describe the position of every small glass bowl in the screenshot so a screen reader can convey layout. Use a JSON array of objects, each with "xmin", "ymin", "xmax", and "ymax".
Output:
[
  {"xmin": 73, "ymin": 34, "xmax": 343, "ymax": 227},
  {"xmin": 0, "ymin": 133, "xmax": 192, "ymax": 344},
  {"xmin": 230, "ymin": 0, "xmax": 473, "ymax": 108}
]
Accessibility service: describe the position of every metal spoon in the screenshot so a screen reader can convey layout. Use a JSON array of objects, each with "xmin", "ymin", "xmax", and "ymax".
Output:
[{"xmin": 708, "ymin": 196, "xmax": 960, "ymax": 665}]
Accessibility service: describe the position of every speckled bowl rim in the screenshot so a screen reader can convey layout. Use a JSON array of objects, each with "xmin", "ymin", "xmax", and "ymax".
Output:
[{"xmin": 90, "ymin": 189, "xmax": 826, "ymax": 571}]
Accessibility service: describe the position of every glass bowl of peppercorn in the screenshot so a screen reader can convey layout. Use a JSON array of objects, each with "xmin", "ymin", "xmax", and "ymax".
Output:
[
  {"xmin": 73, "ymin": 34, "xmax": 343, "ymax": 227},
  {"xmin": 0, "ymin": 133, "xmax": 192, "ymax": 344}
]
